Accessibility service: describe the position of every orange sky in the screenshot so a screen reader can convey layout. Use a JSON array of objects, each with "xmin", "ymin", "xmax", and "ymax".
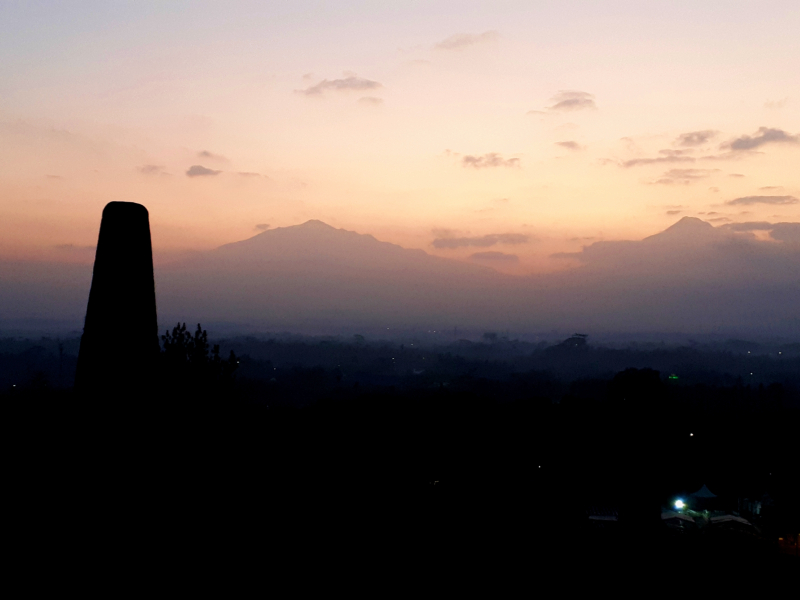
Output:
[{"xmin": 1, "ymin": 1, "xmax": 799, "ymax": 274}]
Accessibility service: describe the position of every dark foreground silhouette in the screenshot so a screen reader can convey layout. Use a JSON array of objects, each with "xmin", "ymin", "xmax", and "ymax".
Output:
[{"xmin": 5, "ymin": 202, "xmax": 798, "ymax": 583}]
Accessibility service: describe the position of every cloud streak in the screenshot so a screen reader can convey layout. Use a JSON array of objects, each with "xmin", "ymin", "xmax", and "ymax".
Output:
[
  {"xmin": 297, "ymin": 76, "xmax": 382, "ymax": 96},
  {"xmin": 461, "ymin": 153, "xmax": 520, "ymax": 169},
  {"xmin": 652, "ymin": 168, "xmax": 716, "ymax": 185},
  {"xmin": 723, "ymin": 221, "xmax": 800, "ymax": 244},
  {"xmin": 469, "ymin": 251, "xmax": 519, "ymax": 262},
  {"xmin": 435, "ymin": 31, "xmax": 499, "ymax": 50},
  {"xmin": 724, "ymin": 127, "xmax": 799, "ymax": 151},
  {"xmin": 197, "ymin": 150, "xmax": 227, "ymax": 161},
  {"xmin": 622, "ymin": 155, "xmax": 695, "ymax": 168},
  {"xmin": 675, "ymin": 130, "xmax": 717, "ymax": 147},
  {"xmin": 186, "ymin": 165, "xmax": 221, "ymax": 177},
  {"xmin": 548, "ymin": 91, "xmax": 597, "ymax": 112},
  {"xmin": 138, "ymin": 164, "xmax": 167, "ymax": 175},
  {"xmin": 556, "ymin": 141, "xmax": 583, "ymax": 151},
  {"xmin": 433, "ymin": 233, "xmax": 529, "ymax": 249},
  {"xmin": 726, "ymin": 195, "xmax": 798, "ymax": 206}
]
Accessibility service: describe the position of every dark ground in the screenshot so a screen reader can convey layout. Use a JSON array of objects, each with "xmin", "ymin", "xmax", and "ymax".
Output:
[{"xmin": 4, "ymin": 333, "xmax": 798, "ymax": 582}]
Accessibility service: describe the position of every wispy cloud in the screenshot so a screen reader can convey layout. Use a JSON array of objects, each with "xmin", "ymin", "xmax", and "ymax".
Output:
[
  {"xmin": 469, "ymin": 251, "xmax": 519, "ymax": 262},
  {"xmin": 548, "ymin": 90, "xmax": 597, "ymax": 112},
  {"xmin": 726, "ymin": 195, "xmax": 798, "ymax": 206},
  {"xmin": 622, "ymin": 155, "xmax": 695, "ymax": 168},
  {"xmin": 297, "ymin": 76, "xmax": 382, "ymax": 96},
  {"xmin": 652, "ymin": 168, "xmax": 716, "ymax": 185},
  {"xmin": 197, "ymin": 150, "xmax": 227, "ymax": 161},
  {"xmin": 435, "ymin": 31, "xmax": 499, "ymax": 50},
  {"xmin": 358, "ymin": 96, "xmax": 383, "ymax": 106},
  {"xmin": 556, "ymin": 141, "xmax": 583, "ymax": 151},
  {"xmin": 433, "ymin": 233, "xmax": 529, "ymax": 249},
  {"xmin": 255, "ymin": 223, "xmax": 270, "ymax": 231},
  {"xmin": 186, "ymin": 165, "xmax": 221, "ymax": 177},
  {"xmin": 764, "ymin": 98, "xmax": 788, "ymax": 109},
  {"xmin": 723, "ymin": 127, "xmax": 799, "ymax": 151},
  {"xmin": 675, "ymin": 130, "xmax": 718, "ymax": 147},
  {"xmin": 461, "ymin": 153, "xmax": 520, "ymax": 169},
  {"xmin": 138, "ymin": 164, "xmax": 168, "ymax": 175}
]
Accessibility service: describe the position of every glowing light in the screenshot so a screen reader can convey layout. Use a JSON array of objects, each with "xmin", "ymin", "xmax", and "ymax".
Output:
[{"xmin": 674, "ymin": 499, "xmax": 685, "ymax": 510}]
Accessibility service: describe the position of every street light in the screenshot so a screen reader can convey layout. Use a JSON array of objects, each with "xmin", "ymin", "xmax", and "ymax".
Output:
[{"xmin": 674, "ymin": 499, "xmax": 685, "ymax": 510}]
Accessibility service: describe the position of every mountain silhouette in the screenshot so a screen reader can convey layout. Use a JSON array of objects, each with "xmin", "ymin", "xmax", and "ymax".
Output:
[
  {"xmin": 156, "ymin": 220, "xmax": 515, "ymax": 332},
  {"xmin": 2, "ymin": 218, "xmax": 799, "ymax": 336},
  {"xmin": 643, "ymin": 216, "xmax": 716, "ymax": 243}
]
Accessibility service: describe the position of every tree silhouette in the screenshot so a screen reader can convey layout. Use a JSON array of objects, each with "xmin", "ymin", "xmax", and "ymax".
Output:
[{"xmin": 161, "ymin": 323, "xmax": 238, "ymax": 388}]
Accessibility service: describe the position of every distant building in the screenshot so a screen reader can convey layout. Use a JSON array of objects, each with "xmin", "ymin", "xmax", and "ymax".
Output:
[{"xmin": 689, "ymin": 484, "xmax": 718, "ymax": 511}]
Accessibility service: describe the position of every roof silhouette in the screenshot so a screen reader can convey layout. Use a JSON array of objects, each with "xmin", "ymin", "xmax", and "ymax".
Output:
[{"xmin": 690, "ymin": 484, "xmax": 717, "ymax": 499}]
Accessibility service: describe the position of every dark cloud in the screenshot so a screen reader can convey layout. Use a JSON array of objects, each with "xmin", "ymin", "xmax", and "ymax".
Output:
[
  {"xmin": 676, "ymin": 130, "xmax": 718, "ymax": 147},
  {"xmin": 435, "ymin": 31, "xmax": 499, "ymax": 50},
  {"xmin": 759, "ymin": 185, "xmax": 783, "ymax": 190},
  {"xmin": 724, "ymin": 127, "xmax": 800, "ymax": 151},
  {"xmin": 556, "ymin": 141, "xmax": 583, "ymax": 151},
  {"xmin": 358, "ymin": 96, "xmax": 383, "ymax": 106},
  {"xmin": 771, "ymin": 223, "xmax": 800, "ymax": 243},
  {"xmin": 548, "ymin": 90, "xmax": 597, "ymax": 112},
  {"xmin": 723, "ymin": 221, "xmax": 800, "ymax": 244},
  {"xmin": 729, "ymin": 173, "xmax": 746, "ymax": 178},
  {"xmin": 255, "ymin": 223, "xmax": 270, "ymax": 231},
  {"xmin": 431, "ymin": 228, "xmax": 458, "ymax": 238},
  {"xmin": 462, "ymin": 153, "xmax": 520, "ymax": 169},
  {"xmin": 297, "ymin": 76, "xmax": 382, "ymax": 96},
  {"xmin": 138, "ymin": 164, "xmax": 167, "ymax": 175},
  {"xmin": 652, "ymin": 168, "xmax": 716, "ymax": 185},
  {"xmin": 433, "ymin": 233, "xmax": 529, "ymax": 249},
  {"xmin": 186, "ymin": 165, "xmax": 221, "ymax": 177},
  {"xmin": 197, "ymin": 150, "xmax": 227, "ymax": 161},
  {"xmin": 726, "ymin": 195, "xmax": 798, "ymax": 206},
  {"xmin": 469, "ymin": 251, "xmax": 519, "ymax": 262},
  {"xmin": 724, "ymin": 222, "xmax": 774, "ymax": 232},
  {"xmin": 666, "ymin": 210, "xmax": 682, "ymax": 215}
]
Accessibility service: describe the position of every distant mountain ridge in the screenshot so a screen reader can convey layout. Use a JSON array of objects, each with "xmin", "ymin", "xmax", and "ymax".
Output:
[{"xmin": 2, "ymin": 218, "xmax": 799, "ymax": 336}]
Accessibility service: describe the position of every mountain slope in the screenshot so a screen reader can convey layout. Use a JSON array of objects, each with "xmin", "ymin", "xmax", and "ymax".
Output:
[{"xmin": 156, "ymin": 221, "xmax": 518, "ymax": 331}]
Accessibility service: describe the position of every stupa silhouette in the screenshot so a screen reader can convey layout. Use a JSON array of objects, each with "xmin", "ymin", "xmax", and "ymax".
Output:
[{"xmin": 75, "ymin": 202, "xmax": 160, "ymax": 395}]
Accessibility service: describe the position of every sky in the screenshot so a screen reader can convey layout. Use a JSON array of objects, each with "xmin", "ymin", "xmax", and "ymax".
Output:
[{"xmin": 1, "ymin": 0, "xmax": 799, "ymax": 274}]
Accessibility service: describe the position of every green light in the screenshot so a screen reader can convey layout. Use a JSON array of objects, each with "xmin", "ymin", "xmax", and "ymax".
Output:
[{"xmin": 668, "ymin": 374, "xmax": 679, "ymax": 380}]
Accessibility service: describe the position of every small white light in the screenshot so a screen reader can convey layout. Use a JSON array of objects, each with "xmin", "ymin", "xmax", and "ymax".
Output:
[
  {"xmin": 690, "ymin": 433, "xmax": 694, "ymax": 437},
  {"xmin": 674, "ymin": 499, "xmax": 685, "ymax": 510}
]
